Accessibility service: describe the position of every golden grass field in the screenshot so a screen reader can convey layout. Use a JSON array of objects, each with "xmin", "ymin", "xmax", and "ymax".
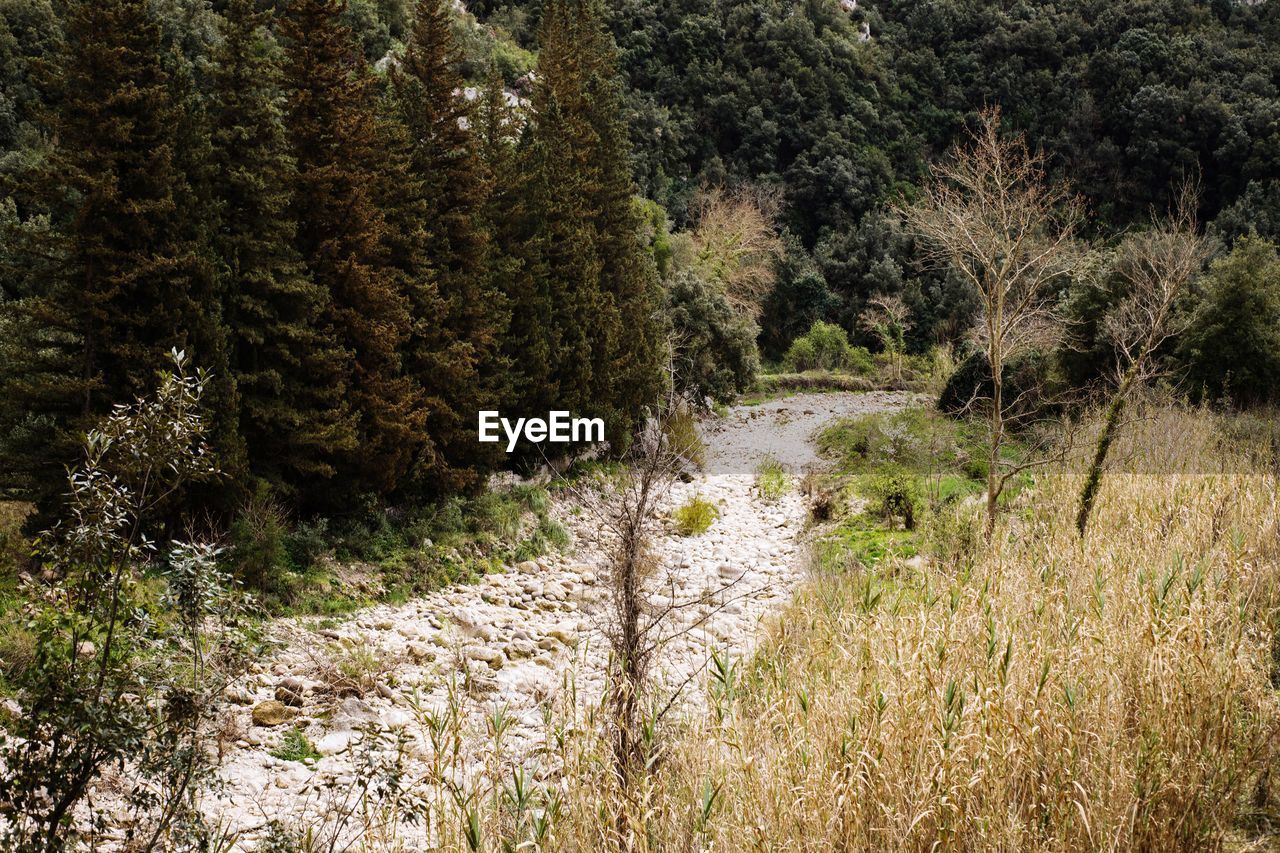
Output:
[{"xmin": 518, "ymin": 405, "xmax": 1280, "ymax": 852}]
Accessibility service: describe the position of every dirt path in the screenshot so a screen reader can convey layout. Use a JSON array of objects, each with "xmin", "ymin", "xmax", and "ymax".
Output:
[{"xmin": 192, "ymin": 391, "xmax": 915, "ymax": 847}]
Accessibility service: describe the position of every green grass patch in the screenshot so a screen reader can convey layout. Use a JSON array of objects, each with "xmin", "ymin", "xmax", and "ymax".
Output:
[
  {"xmin": 813, "ymin": 517, "xmax": 919, "ymax": 572},
  {"xmin": 755, "ymin": 457, "xmax": 790, "ymax": 502},
  {"xmin": 674, "ymin": 495, "xmax": 720, "ymax": 536},
  {"xmin": 270, "ymin": 727, "xmax": 321, "ymax": 763},
  {"xmin": 233, "ymin": 481, "xmax": 572, "ymax": 617}
]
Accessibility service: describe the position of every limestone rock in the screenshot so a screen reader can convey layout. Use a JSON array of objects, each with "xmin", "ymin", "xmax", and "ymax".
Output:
[{"xmin": 251, "ymin": 700, "xmax": 294, "ymax": 727}]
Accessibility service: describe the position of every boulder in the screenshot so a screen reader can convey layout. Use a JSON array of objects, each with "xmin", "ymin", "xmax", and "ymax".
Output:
[{"xmin": 251, "ymin": 700, "xmax": 294, "ymax": 728}]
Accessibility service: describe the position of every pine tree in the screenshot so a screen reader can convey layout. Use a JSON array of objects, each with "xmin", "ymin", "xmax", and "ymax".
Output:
[
  {"xmin": 503, "ymin": 0, "xmax": 663, "ymax": 449},
  {"xmin": 210, "ymin": 0, "xmax": 355, "ymax": 497},
  {"xmin": 281, "ymin": 0, "xmax": 423, "ymax": 505},
  {"xmin": 389, "ymin": 0, "xmax": 509, "ymax": 494},
  {"xmin": 571, "ymin": 0, "xmax": 664, "ymax": 440},
  {"xmin": 0, "ymin": 0, "xmax": 230, "ymax": 510}
]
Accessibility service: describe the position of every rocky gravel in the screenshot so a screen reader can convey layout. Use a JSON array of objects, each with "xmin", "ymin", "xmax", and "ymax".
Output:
[{"xmin": 181, "ymin": 391, "xmax": 915, "ymax": 846}]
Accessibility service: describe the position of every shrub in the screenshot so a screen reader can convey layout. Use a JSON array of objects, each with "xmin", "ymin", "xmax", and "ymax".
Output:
[
  {"xmin": 285, "ymin": 517, "xmax": 331, "ymax": 572},
  {"xmin": 862, "ymin": 468, "xmax": 922, "ymax": 530},
  {"xmin": 667, "ymin": 270, "xmax": 760, "ymax": 403},
  {"xmin": 783, "ymin": 320, "xmax": 872, "ymax": 374},
  {"xmin": 662, "ymin": 406, "xmax": 706, "ymax": 468},
  {"xmin": 1178, "ymin": 235, "xmax": 1280, "ymax": 407},
  {"xmin": 937, "ymin": 348, "xmax": 1056, "ymax": 417},
  {"xmin": 0, "ymin": 502, "xmax": 31, "ymax": 576},
  {"xmin": 0, "ymin": 352, "xmax": 248, "ymax": 848},
  {"xmin": 755, "ymin": 457, "xmax": 789, "ymax": 501},
  {"xmin": 783, "ymin": 337, "xmax": 817, "ymax": 372},
  {"xmin": 229, "ymin": 483, "xmax": 292, "ymax": 595},
  {"xmin": 845, "ymin": 345, "xmax": 874, "ymax": 375},
  {"xmin": 674, "ymin": 494, "xmax": 719, "ymax": 536}
]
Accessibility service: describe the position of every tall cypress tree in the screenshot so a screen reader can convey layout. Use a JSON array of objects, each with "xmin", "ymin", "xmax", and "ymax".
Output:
[
  {"xmin": 388, "ymin": 0, "xmax": 509, "ymax": 495},
  {"xmin": 504, "ymin": 0, "xmax": 663, "ymax": 448},
  {"xmin": 282, "ymin": 0, "xmax": 423, "ymax": 505},
  {"xmin": 0, "ymin": 0, "xmax": 230, "ymax": 511},
  {"xmin": 210, "ymin": 0, "xmax": 355, "ymax": 497},
  {"xmin": 572, "ymin": 0, "xmax": 664, "ymax": 440}
]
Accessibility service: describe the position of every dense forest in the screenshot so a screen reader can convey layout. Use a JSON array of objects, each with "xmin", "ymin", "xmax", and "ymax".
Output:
[{"xmin": 2, "ymin": 0, "xmax": 1279, "ymax": 525}]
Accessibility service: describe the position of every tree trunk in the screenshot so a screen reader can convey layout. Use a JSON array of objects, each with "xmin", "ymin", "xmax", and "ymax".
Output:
[
  {"xmin": 985, "ymin": 364, "xmax": 1003, "ymax": 540},
  {"xmin": 1076, "ymin": 366, "xmax": 1136, "ymax": 537}
]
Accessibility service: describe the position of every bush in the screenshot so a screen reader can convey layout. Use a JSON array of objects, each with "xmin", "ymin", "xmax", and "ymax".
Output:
[
  {"xmin": 674, "ymin": 494, "xmax": 720, "ymax": 536},
  {"xmin": 0, "ymin": 502, "xmax": 31, "ymax": 577},
  {"xmin": 667, "ymin": 270, "xmax": 760, "ymax": 403},
  {"xmin": 862, "ymin": 468, "xmax": 922, "ymax": 530},
  {"xmin": 662, "ymin": 406, "xmax": 706, "ymax": 468},
  {"xmin": 937, "ymin": 348, "xmax": 1055, "ymax": 418},
  {"xmin": 1178, "ymin": 235, "xmax": 1280, "ymax": 407},
  {"xmin": 755, "ymin": 457, "xmax": 789, "ymax": 501},
  {"xmin": 229, "ymin": 483, "xmax": 292, "ymax": 595},
  {"xmin": 783, "ymin": 337, "xmax": 817, "ymax": 372},
  {"xmin": 783, "ymin": 320, "xmax": 871, "ymax": 374}
]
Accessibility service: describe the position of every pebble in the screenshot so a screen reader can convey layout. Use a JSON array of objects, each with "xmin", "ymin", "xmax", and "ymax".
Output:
[{"xmin": 133, "ymin": 391, "xmax": 915, "ymax": 840}]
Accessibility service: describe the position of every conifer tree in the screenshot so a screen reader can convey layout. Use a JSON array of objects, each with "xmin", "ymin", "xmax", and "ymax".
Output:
[
  {"xmin": 570, "ymin": 0, "xmax": 664, "ymax": 439},
  {"xmin": 389, "ymin": 0, "xmax": 509, "ymax": 494},
  {"xmin": 281, "ymin": 0, "xmax": 423, "ymax": 504},
  {"xmin": 0, "ymin": 0, "xmax": 230, "ymax": 510},
  {"xmin": 505, "ymin": 0, "xmax": 663, "ymax": 448},
  {"xmin": 210, "ymin": 0, "xmax": 355, "ymax": 497}
]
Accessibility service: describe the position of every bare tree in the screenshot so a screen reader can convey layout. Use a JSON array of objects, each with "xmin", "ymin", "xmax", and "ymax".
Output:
[
  {"xmin": 679, "ymin": 184, "xmax": 784, "ymax": 321},
  {"xmin": 571, "ymin": 381, "xmax": 760, "ymax": 799},
  {"xmin": 901, "ymin": 107, "xmax": 1085, "ymax": 537},
  {"xmin": 859, "ymin": 293, "xmax": 913, "ymax": 382},
  {"xmin": 1075, "ymin": 182, "xmax": 1212, "ymax": 536}
]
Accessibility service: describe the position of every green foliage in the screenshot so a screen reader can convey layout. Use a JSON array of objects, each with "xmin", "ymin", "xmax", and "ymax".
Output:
[
  {"xmin": 784, "ymin": 321, "xmax": 870, "ymax": 374},
  {"xmin": 814, "ymin": 519, "xmax": 918, "ymax": 573},
  {"xmin": 495, "ymin": 0, "xmax": 665, "ymax": 457},
  {"xmin": 282, "ymin": 0, "xmax": 426, "ymax": 508},
  {"xmin": 228, "ymin": 483, "xmax": 293, "ymax": 596},
  {"xmin": 754, "ymin": 457, "xmax": 788, "ymax": 502},
  {"xmin": 0, "ymin": 353, "xmax": 249, "ymax": 848},
  {"xmin": 270, "ymin": 726, "xmax": 321, "ymax": 763},
  {"xmin": 667, "ymin": 270, "xmax": 760, "ymax": 403},
  {"xmin": 389, "ymin": 0, "xmax": 509, "ymax": 497},
  {"xmin": 0, "ymin": 0, "xmax": 234, "ymax": 515},
  {"xmin": 862, "ymin": 467, "xmax": 921, "ymax": 530},
  {"xmin": 674, "ymin": 494, "xmax": 719, "ymax": 537},
  {"xmin": 211, "ymin": 0, "xmax": 351, "ymax": 503},
  {"xmin": 662, "ymin": 406, "xmax": 706, "ymax": 469},
  {"xmin": 1178, "ymin": 236, "xmax": 1280, "ymax": 407}
]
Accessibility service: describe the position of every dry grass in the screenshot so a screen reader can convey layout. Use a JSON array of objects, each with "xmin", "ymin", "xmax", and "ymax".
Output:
[
  {"xmin": 543, "ymin": 404, "xmax": 1280, "ymax": 850},
  {"xmin": 265, "ymin": 405, "xmax": 1280, "ymax": 852}
]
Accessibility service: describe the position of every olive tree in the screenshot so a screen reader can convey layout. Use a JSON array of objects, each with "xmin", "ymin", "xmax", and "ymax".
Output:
[{"xmin": 0, "ymin": 351, "xmax": 247, "ymax": 850}]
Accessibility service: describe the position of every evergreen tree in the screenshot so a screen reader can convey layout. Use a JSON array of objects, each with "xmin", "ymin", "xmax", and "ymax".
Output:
[
  {"xmin": 281, "ymin": 0, "xmax": 423, "ymax": 505},
  {"xmin": 500, "ymin": 0, "xmax": 664, "ymax": 451},
  {"xmin": 0, "ymin": 0, "xmax": 229, "ymax": 510},
  {"xmin": 389, "ymin": 0, "xmax": 509, "ymax": 495},
  {"xmin": 210, "ymin": 0, "xmax": 355, "ymax": 497},
  {"xmin": 571, "ymin": 0, "xmax": 664, "ymax": 438},
  {"xmin": 1179, "ymin": 236, "xmax": 1280, "ymax": 407}
]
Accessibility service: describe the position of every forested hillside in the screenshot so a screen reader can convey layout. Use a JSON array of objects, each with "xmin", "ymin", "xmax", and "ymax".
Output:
[{"xmin": 3, "ymin": 0, "xmax": 1278, "ymax": 522}]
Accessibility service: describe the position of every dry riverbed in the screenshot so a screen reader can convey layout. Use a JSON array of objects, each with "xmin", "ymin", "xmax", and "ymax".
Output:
[{"xmin": 99, "ymin": 391, "xmax": 915, "ymax": 847}]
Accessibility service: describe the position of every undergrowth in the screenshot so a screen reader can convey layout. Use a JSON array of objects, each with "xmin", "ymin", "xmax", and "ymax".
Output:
[{"xmin": 674, "ymin": 495, "xmax": 719, "ymax": 536}]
